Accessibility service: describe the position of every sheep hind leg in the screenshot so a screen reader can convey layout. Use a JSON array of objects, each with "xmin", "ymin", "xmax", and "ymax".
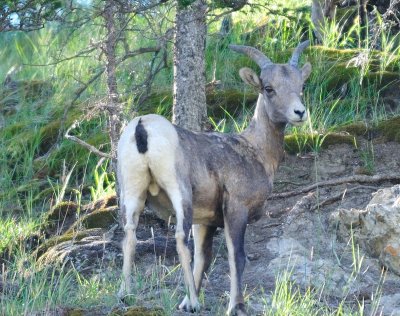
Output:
[
  {"xmin": 179, "ymin": 224, "xmax": 216, "ymax": 310},
  {"xmin": 118, "ymin": 196, "xmax": 145, "ymax": 299},
  {"xmin": 167, "ymin": 189, "xmax": 199, "ymax": 312}
]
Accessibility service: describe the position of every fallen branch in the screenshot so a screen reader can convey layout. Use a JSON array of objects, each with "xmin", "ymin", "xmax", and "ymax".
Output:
[
  {"xmin": 270, "ymin": 174, "xmax": 400, "ymax": 199},
  {"xmin": 310, "ymin": 185, "xmax": 378, "ymax": 211},
  {"xmin": 65, "ymin": 121, "xmax": 114, "ymax": 159}
]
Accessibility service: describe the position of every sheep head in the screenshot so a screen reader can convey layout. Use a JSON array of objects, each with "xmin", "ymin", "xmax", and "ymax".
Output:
[{"xmin": 229, "ymin": 41, "xmax": 312, "ymax": 126}]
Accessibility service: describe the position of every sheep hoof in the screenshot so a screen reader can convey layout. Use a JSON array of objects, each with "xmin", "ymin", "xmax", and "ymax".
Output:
[
  {"xmin": 117, "ymin": 289, "xmax": 126, "ymax": 301},
  {"xmin": 227, "ymin": 303, "xmax": 247, "ymax": 316},
  {"xmin": 179, "ymin": 296, "xmax": 201, "ymax": 313},
  {"xmin": 117, "ymin": 283, "xmax": 130, "ymax": 300}
]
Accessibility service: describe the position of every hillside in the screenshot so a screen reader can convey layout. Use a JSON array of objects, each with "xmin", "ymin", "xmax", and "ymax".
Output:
[{"xmin": 1, "ymin": 0, "xmax": 400, "ymax": 315}]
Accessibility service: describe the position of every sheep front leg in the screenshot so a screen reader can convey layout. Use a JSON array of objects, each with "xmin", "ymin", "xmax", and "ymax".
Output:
[
  {"xmin": 179, "ymin": 224, "xmax": 216, "ymax": 310},
  {"xmin": 224, "ymin": 203, "xmax": 248, "ymax": 316},
  {"xmin": 118, "ymin": 197, "xmax": 143, "ymax": 298}
]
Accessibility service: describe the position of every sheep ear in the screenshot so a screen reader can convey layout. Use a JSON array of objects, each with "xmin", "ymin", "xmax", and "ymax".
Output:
[
  {"xmin": 239, "ymin": 67, "xmax": 261, "ymax": 89},
  {"xmin": 301, "ymin": 62, "xmax": 312, "ymax": 81}
]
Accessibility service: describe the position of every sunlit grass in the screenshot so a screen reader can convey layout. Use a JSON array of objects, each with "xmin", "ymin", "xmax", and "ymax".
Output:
[
  {"xmin": 0, "ymin": 218, "xmax": 39, "ymax": 255},
  {"xmin": 0, "ymin": 0, "xmax": 399, "ymax": 314}
]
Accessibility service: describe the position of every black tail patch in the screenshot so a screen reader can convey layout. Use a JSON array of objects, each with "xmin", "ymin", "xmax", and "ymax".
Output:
[{"xmin": 135, "ymin": 118, "xmax": 148, "ymax": 154}]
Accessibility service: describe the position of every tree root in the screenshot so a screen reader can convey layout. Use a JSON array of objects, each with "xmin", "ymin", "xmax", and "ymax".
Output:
[{"xmin": 270, "ymin": 174, "xmax": 400, "ymax": 199}]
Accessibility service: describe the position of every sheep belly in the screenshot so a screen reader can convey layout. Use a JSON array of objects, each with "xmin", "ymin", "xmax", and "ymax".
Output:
[{"xmin": 146, "ymin": 187, "xmax": 224, "ymax": 227}]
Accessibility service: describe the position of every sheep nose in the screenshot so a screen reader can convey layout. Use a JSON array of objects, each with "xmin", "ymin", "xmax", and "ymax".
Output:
[{"xmin": 294, "ymin": 110, "xmax": 305, "ymax": 119}]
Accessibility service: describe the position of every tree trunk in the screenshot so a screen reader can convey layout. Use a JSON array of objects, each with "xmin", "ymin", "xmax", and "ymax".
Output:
[
  {"xmin": 172, "ymin": 0, "xmax": 208, "ymax": 132},
  {"xmin": 104, "ymin": 0, "xmax": 122, "ymax": 161}
]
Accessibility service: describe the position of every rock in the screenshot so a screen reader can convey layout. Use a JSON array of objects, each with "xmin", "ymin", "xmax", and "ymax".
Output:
[
  {"xmin": 258, "ymin": 189, "xmax": 388, "ymax": 302},
  {"xmin": 358, "ymin": 185, "xmax": 400, "ymax": 274},
  {"xmin": 313, "ymin": 151, "xmax": 348, "ymax": 180},
  {"xmin": 378, "ymin": 293, "xmax": 400, "ymax": 315},
  {"xmin": 338, "ymin": 208, "xmax": 363, "ymax": 228},
  {"xmin": 334, "ymin": 185, "xmax": 400, "ymax": 275}
]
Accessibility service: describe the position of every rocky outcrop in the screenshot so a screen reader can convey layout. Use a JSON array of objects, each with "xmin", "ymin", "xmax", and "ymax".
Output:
[{"xmin": 333, "ymin": 185, "xmax": 400, "ymax": 275}]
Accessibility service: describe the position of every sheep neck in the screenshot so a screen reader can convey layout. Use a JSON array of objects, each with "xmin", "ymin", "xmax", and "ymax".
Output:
[{"xmin": 241, "ymin": 94, "xmax": 285, "ymax": 178}]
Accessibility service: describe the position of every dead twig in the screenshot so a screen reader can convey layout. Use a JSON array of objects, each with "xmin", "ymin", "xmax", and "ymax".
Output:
[
  {"xmin": 65, "ymin": 121, "xmax": 114, "ymax": 159},
  {"xmin": 270, "ymin": 174, "xmax": 400, "ymax": 199},
  {"xmin": 310, "ymin": 185, "xmax": 379, "ymax": 211}
]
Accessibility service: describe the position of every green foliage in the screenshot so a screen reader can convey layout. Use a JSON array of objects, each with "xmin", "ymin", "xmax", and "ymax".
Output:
[
  {"xmin": 284, "ymin": 131, "xmax": 356, "ymax": 154},
  {"xmin": 0, "ymin": 264, "xmax": 75, "ymax": 315},
  {"xmin": 263, "ymin": 271, "xmax": 322, "ymax": 315},
  {"xmin": 89, "ymin": 159, "xmax": 116, "ymax": 202},
  {"xmin": 177, "ymin": 0, "xmax": 197, "ymax": 7},
  {"xmin": 212, "ymin": 0, "xmax": 248, "ymax": 10},
  {"xmin": 0, "ymin": 0, "xmax": 399, "ymax": 313},
  {"xmin": 359, "ymin": 141, "xmax": 375, "ymax": 175},
  {"xmin": 0, "ymin": 0, "xmax": 64, "ymax": 31}
]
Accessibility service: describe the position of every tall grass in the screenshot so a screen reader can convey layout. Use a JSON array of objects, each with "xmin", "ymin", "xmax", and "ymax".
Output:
[{"xmin": 0, "ymin": 0, "xmax": 399, "ymax": 314}]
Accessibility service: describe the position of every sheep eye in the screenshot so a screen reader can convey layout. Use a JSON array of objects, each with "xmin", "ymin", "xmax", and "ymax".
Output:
[
  {"xmin": 264, "ymin": 86, "xmax": 274, "ymax": 94},
  {"xmin": 299, "ymin": 84, "xmax": 306, "ymax": 96}
]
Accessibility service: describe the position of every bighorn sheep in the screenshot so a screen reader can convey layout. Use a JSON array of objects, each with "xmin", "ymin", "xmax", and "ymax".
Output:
[{"xmin": 117, "ymin": 41, "xmax": 311, "ymax": 315}]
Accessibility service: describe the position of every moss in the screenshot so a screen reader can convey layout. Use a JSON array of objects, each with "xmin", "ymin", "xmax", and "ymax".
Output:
[
  {"xmin": 376, "ymin": 116, "xmax": 400, "ymax": 142},
  {"xmin": 285, "ymin": 133, "xmax": 315, "ymax": 154},
  {"xmin": 21, "ymin": 80, "xmax": 54, "ymax": 100},
  {"xmin": 32, "ymin": 228, "xmax": 102, "ymax": 259},
  {"xmin": 5, "ymin": 128, "xmax": 39, "ymax": 158},
  {"xmin": 46, "ymin": 201, "xmax": 78, "ymax": 223},
  {"xmin": 38, "ymin": 108, "xmax": 86, "ymax": 155},
  {"xmin": 335, "ymin": 121, "xmax": 369, "ymax": 136},
  {"xmin": 322, "ymin": 133, "xmax": 356, "ymax": 147},
  {"xmin": 0, "ymin": 121, "xmax": 25, "ymax": 136},
  {"xmin": 285, "ymin": 116, "xmax": 400, "ymax": 154},
  {"xmin": 309, "ymin": 46, "xmax": 361, "ymax": 61},
  {"xmin": 112, "ymin": 306, "xmax": 164, "ymax": 316},
  {"xmin": 206, "ymin": 89, "xmax": 257, "ymax": 118},
  {"xmin": 322, "ymin": 62, "xmax": 359, "ymax": 90},
  {"xmin": 139, "ymin": 91, "xmax": 173, "ymax": 116},
  {"xmin": 66, "ymin": 309, "xmax": 85, "ymax": 316},
  {"xmin": 41, "ymin": 201, "xmax": 79, "ymax": 236},
  {"xmin": 141, "ymin": 89, "xmax": 258, "ymax": 120},
  {"xmin": 365, "ymin": 71, "xmax": 400, "ymax": 87},
  {"xmin": 87, "ymin": 194, "xmax": 117, "ymax": 211},
  {"xmin": 66, "ymin": 206, "xmax": 118, "ymax": 233},
  {"xmin": 334, "ymin": 116, "xmax": 400, "ymax": 143},
  {"xmin": 285, "ymin": 132, "xmax": 355, "ymax": 154},
  {"xmin": 38, "ymin": 120, "xmax": 62, "ymax": 153}
]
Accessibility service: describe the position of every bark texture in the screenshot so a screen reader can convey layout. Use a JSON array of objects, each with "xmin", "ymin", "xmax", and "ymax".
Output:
[
  {"xmin": 104, "ymin": 0, "xmax": 122, "ymax": 160},
  {"xmin": 173, "ymin": 0, "xmax": 208, "ymax": 131}
]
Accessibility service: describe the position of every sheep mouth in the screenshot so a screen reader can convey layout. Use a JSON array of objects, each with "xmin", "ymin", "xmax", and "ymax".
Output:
[{"xmin": 290, "ymin": 119, "xmax": 306, "ymax": 126}]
